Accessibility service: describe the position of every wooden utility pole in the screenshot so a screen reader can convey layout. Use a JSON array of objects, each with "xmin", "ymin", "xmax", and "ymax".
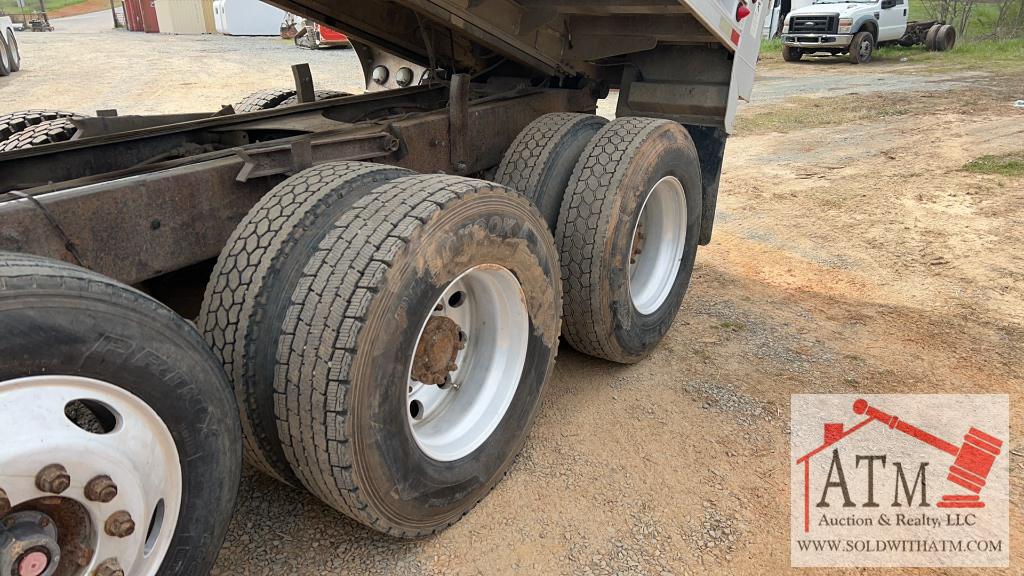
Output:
[{"xmin": 109, "ymin": 0, "xmax": 121, "ymax": 27}]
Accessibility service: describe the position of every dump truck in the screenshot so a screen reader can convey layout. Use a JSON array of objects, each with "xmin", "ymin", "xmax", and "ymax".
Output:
[{"xmin": 0, "ymin": 1, "xmax": 768, "ymax": 574}]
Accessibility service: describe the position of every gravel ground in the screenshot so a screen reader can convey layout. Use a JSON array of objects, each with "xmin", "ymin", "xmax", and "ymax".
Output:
[
  {"xmin": 0, "ymin": 11, "xmax": 366, "ymax": 115},
  {"xmin": 2, "ymin": 12, "xmax": 1022, "ymax": 575}
]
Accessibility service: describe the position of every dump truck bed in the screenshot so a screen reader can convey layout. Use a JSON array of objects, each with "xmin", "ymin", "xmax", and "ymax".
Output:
[{"xmin": 268, "ymin": 0, "xmax": 766, "ymax": 130}]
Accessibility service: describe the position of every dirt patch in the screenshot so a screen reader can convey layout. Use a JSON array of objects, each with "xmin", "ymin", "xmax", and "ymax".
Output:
[
  {"xmin": 50, "ymin": 0, "xmax": 111, "ymax": 20},
  {"xmin": 734, "ymin": 86, "xmax": 1008, "ymax": 135}
]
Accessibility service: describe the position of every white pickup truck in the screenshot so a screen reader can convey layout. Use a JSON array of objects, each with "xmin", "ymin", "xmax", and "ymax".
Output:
[
  {"xmin": 0, "ymin": 15, "xmax": 21, "ymax": 76},
  {"xmin": 780, "ymin": 0, "xmax": 956, "ymax": 63}
]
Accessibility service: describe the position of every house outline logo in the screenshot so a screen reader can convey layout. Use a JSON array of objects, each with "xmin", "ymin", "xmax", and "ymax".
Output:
[{"xmin": 795, "ymin": 398, "xmax": 1005, "ymax": 534}]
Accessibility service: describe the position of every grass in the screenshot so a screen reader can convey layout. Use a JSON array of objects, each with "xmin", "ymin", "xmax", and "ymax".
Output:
[
  {"xmin": 734, "ymin": 93, "xmax": 915, "ymax": 134},
  {"xmin": 760, "ymin": 34, "xmax": 1024, "ymax": 71},
  {"xmin": 0, "ymin": 0, "xmax": 87, "ymax": 15},
  {"xmin": 963, "ymin": 153, "xmax": 1024, "ymax": 176},
  {"xmin": 760, "ymin": 0, "xmax": 1023, "ymax": 69}
]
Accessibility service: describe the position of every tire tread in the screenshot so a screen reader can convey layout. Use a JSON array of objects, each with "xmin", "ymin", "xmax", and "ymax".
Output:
[
  {"xmin": 555, "ymin": 117, "xmax": 673, "ymax": 360},
  {"xmin": 276, "ymin": 174, "xmax": 540, "ymax": 537},
  {"xmin": 198, "ymin": 161, "xmax": 410, "ymax": 484}
]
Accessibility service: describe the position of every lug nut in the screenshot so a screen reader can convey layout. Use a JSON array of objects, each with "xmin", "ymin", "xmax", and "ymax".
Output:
[
  {"xmin": 35, "ymin": 464, "xmax": 71, "ymax": 494},
  {"xmin": 104, "ymin": 511, "xmax": 135, "ymax": 538},
  {"xmin": 93, "ymin": 558, "xmax": 124, "ymax": 576},
  {"xmin": 0, "ymin": 487, "xmax": 10, "ymax": 516},
  {"xmin": 84, "ymin": 476, "xmax": 118, "ymax": 503}
]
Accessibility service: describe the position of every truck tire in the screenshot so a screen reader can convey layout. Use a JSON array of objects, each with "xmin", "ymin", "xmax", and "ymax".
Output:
[
  {"xmin": 274, "ymin": 174, "xmax": 561, "ymax": 536},
  {"xmin": 494, "ymin": 113, "xmax": 608, "ymax": 229},
  {"xmin": 0, "ymin": 34, "xmax": 10, "ymax": 77},
  {"xmin": 0, "ymin": 110, "xmax": 77, "ymax": 143},
  {"xmin": 782, "ymin": 45, "xmax": 802, "ymax": 62},
  {"xmin": 936, "ymin": 24, "xmax": 956, "ymax": 51},
  {"xmin": 233, "ymin": 88, "xmax": 297, "ymax": 113},
  {"xmin": 556, "ymin": 117, "xmax": 701, "ymax": 364},
  {"xmin": 849, "ymin": 31, "xmax": 874, "ymax": 64},
  {"xmin": 925, "ymin": 24, "xmax": 941, "ymax": 51},
  {"xmin": 199, "ymin": 161, "xmax": 412, "ymax": 485},
  {"xmin": 0, "ymin": 117, "xmax": 77, "ymax": 152},
  {"xmin": 278, "ymin": 89, "xmax": 350, "ymax": 106},
  {"xmin": 4, "ymin": 28, "xmax": 19, "ymax": 72},
  {"xmin": 0, "ymin": 252, "xmax": 241, "ymax": 576}
]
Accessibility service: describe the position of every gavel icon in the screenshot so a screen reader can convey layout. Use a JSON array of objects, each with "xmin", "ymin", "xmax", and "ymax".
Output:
[{"xmin": 853, "ymin": 399, "xmax": 1003, "ymax": 508}]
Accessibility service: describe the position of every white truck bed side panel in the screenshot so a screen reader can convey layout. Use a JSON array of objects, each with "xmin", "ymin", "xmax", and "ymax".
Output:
[{"xmin": 726, "ymin": 0, "xmax": 770, "ymax": 132}]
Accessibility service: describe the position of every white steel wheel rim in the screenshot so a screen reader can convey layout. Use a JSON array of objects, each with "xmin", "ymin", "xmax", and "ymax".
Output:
[
  {"xmin": 859, "ymin": 37, "xmax": 872, "ymax": 59},
  {"xmin": 629, "ymin": 175, "xmax": 688, "ymax": 315},
  {"xmin": 407, "ymin": 265, "xmax": 529, "ymax": 462},
  {"xmin": 0, "ymin": 375, "xmax": 182, "ymax": 576}
]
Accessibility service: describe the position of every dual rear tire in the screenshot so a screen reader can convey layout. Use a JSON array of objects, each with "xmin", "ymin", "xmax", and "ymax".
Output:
[
  {"xmin": 925, "ymin": 24, "xmax": 956, "ymax": 52},
  {"xmin": 200, "ymin": 163, "xmax": 562, "ymax": 536},
  {"xmin": 497, "ymin": 113, "xmax": 702, "ymax": 364},
  {"xmin": 233, "ymin": 88, "xmax": 348, "ymax": 113}
]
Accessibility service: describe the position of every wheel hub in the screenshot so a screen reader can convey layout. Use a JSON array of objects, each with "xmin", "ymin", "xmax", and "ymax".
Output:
[
  {"xmin": 0, "ymin": 376, "xmax": 182, "ymax": 576},
  {"xmin": 406, "ymin": 265, "xmax": 529, "ymax": 462},
  {"xmin": 630, "ymin": 220, "xmax": 647, "ymax": 264},
  {"xmin": 0, "ymin": 511, "xmax": 60, "ymax": 576},
  {"xmin": 411, "ymin": 316, "xmax": 466, "ymax": 386},
  {"xmin": 628, "ymin": 175, "xmax": 688, "ymax": 315}
]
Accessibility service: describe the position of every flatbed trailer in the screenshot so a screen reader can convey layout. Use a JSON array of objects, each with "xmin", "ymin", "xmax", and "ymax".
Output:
[{"xmin": 0, "ymin": 1, "xmax": 768, "ymax": 574}]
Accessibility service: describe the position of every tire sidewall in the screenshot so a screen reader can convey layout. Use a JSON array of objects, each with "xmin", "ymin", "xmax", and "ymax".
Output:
[
  {"xmin": 0, "ymin": 34, "xmax": 10, "ymax": 76},
  {"xmin": 938, "ymin": 25, "xmax": 955, "ymax": 51},
  {"xmin": 244, "ymin": 166, "xmax": 411, "ymax": 483},
  {"xmin": 5, "ymin": 30, "xmax": 18, "ymax": 71},
  {"xmin": 602, "ymin": 124, "xmax": 702, "ymax": 360},
  {"xmin": 925, "ymin": 25, "xmax": 940, "ymax": 51},
  {"xmin": 0, "ymin": 291, "xmax": 240, "ymax": 575},
  {"xmin": 532, "ymin": 117, "xmax": 608, "ymax": 228},
  {"xmin": 349, "ymin": 192, "xmax": 560, "ymax": 531}
]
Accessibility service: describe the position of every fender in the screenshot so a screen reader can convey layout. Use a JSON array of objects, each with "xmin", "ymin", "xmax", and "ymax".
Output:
[{"xmin": 853, "ymin": 15, "xmax": 879, "ymax": 38}]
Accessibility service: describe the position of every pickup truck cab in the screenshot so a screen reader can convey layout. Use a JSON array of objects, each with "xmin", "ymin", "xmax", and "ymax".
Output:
[{"xmin": 781, "ymin": 0, "xmax": 909, "ymax": 63}]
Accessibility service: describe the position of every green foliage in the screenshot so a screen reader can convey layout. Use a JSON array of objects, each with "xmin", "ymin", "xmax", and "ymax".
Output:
[
  {"xmin": 874, "ymin": 37, "xmax": 1024, "ymax": 68},
  {"xmin": 0, "ymin": 0, "xmax": 86, "ymax": 14},
  {"xmin": 963, "ymin": 153, "xmax": 1024, "ymax": 176}
]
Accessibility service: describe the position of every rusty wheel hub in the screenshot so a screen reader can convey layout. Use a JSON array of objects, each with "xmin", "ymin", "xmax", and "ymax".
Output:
[
  {"xmin": 628, "ymin": 175, "xmax": 687, "ymax": 315},
  {"xmin": 630, "ymin": 220, "xmax": 647, "ymax": 265},
  {"xmin": 406, "ymin": 265, "xmax": 529, "ymax": 461},
  {"xmin": 0, "ymin": 510, "xmax": 60, "ymax": 576},
  {"xmin": 1, "ymin": 375, "xmax": 184, "ymax": 576},
  {"xmin": 410, "ymin": 316, "xmax": 466, "ymax": 386}
]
